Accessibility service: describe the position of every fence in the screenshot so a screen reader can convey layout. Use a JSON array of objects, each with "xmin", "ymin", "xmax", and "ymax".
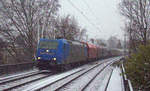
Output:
[{"xmin": 121, "ymin": 61, "xmax": 133, "ymax": 91}]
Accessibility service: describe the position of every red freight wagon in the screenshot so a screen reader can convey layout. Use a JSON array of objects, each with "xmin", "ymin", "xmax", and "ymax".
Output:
[{"xmin": 86, "ymin": 43, "xmax": 97, "ymax": 60}]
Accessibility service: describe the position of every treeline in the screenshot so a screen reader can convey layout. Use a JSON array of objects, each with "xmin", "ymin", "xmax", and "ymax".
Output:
[
  {"xmin": 120, "ymin": 0, "xmax": 150, "ymax": 90},
  {"xmin": 0, "ymin": 0, "xmax": 87, "ymax": 64},
  {"xmin": 120, "ymin": 0, "xmax": 150, "ymax": 52},
  {"xmin": 95, "ymin": 36, "xmax": 123, "ymax": 49}
]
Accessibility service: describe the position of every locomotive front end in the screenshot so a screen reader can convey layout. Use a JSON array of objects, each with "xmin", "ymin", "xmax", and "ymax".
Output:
[{"xmin": 36, "ymin": 39, "xmax": 61, "ymax": 70}]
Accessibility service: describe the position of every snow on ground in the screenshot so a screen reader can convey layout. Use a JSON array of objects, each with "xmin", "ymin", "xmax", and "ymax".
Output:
[
  {"xmin": 22, "ymin": 68, "xmax": 83, "ymax": 91},
  {"xmin": 85, "ymin": 66, "xmax": 113, "ymax": 91},
  {"xmin": 106, "ymin": 67, "xmax": 125, "ymax": 91},
  {"xmin": 22, "ymin": 58, "xmax": 116, "ymax": 91},
  {"xmin": 0, "ymin": 74, "xmax": 46, "ymax": 90},
  {"xmin": 3, "ymin": 57, "xmax": 122, "ymax": 91},
  {"xmin": 41, "ymin": 62, "xmax": 103, "ymax": 91},
  {"xmin": 59, "ymin": 62, "xmax": 110, "ymax": 91}
]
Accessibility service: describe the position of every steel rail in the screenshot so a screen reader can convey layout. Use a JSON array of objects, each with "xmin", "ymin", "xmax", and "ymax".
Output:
[
  {"xmin": 23, "ymin": 57, "xmax": 120, "ymax": 91},
  {"xmin": 2, "ymin": 74, "xmax": 52, "ymax": 91},
  {"xmin": 104, "ymin": 69, "xmax": 114, "ymax": 91},
  {"xmin": 53, "ymin": 61, "xmax": 109, "ymax": 91},
  {"xmin": 38, "ymin": 58, "xmax": 119, "ymax": 91},
  {"xmin": 30, "ymin": 61, "xmax": 105, "ymax": 91},
  {"xmin": 2, "ymin": 68, "xmax": 84, "ymax": 91},
  {"xmin": 0, "ymin": 70, "xmax": 38, "ymax": 81},
  {"xmin": 0, "ymin": 71, "xmax": 42, "ymax": 85},
  {"xmin": 54, "ymin": 58, "xmax": 120, "ymax": 91},
  {"xmin": 81, "ymin": 62, "xmax": 114, "ymax": 91}
]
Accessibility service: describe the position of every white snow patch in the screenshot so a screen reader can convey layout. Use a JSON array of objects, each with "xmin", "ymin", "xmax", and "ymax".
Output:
[
  {"xmin": 106, "ymin": 67, "xmax": 125, "ymax": 91},
  {"xmin": 23, "ymin": 68, "xmax": 83, "ymax": 91},
  {"xmin": 85, "ymin": 66, "xmax": 113, "ymax": 91},
  {"xmin": 97, "ymin": 68, "xmax": 113, "ymax": 91}
]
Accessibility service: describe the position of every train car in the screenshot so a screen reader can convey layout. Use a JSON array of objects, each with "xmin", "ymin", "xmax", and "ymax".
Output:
[
  {"xmin": 109, "ymin": 48, "xmax": 123, "ymax": 57},
  {"xmin": 64, "ymin": 40, "xmax": 87, "ymax": 65},
  {"xmin": 36, "ymin": 38, "xmax": 87, "ymax": 70},
  {"xmin": 85, "ymin": 43, "xmax": 97, "ymax": 60},
  {"xmin": 96, "ymin": 46, "xmax": 101, "ymax": 59},
  {"xmin": 36, "ymin": 38, "xmax": 66, "ymax": 70},
  {"xmin": 36, "ymin": 38, "xmax": 122, "ymax": 70},
  {"xmin": 99, "ymin": 46, "xmax": 109, "ymax": 58}
]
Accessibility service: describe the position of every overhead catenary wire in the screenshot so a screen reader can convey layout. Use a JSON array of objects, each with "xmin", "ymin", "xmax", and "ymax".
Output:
[
  {"xmin": 67, "ymin": 0, "xmax": 101, "ymax": 33},
  {"xmin": 67, "ymin": 0, "xmax": 101, "ymax": 32},
  {"xmin": 81, "ymin": 0, "xmax": 101, "ymax": 26}
]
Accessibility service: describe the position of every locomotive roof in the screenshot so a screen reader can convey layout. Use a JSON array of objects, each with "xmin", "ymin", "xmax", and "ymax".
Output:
[
  {"xmin": 40, "ymin": 38, "xmax": 65, "ymax": 41},
  {"xmin": 39, "ymin": 38, "xmax": 84, "ymax": 46},
  {"xmin": 67, "ymin": 40, "xmax": 84, "ymax": 46}
]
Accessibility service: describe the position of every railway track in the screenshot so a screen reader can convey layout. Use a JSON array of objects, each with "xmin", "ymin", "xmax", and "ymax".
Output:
[
  {"xmin": 0, "ymin": 70, "xmax": 39, "ymax": 81},
  {"xmin": 0, "ymin": 57, "xmax": 121, "ymax": 91},
  {"xmin": 0, "ymin": 61, "xmax": 91, "ymax": 91},
  {"xmin": 0, "ymin": 70, "xmax": 43, "ymax": 85},
  {"xmin": 30, "ymin": 62, "xmax": 105, "ymax": 91},
  {"xmin": 0, "ymin": 70, "xmax": 52, "ymax": 91},
  {"xmin": 54, "ymin": 61, "xmax": 114, "ymax": 91},
  {"xmin": 23, "ymin": 57, "xmax": 120, "ymax": 91},
  {"xmin": 81, "ymin": 62, "xmax": 114, "ymax": 91},
  {"xmin": 104, "ymin": 69, "xmax": 114, "ymax": 91}
]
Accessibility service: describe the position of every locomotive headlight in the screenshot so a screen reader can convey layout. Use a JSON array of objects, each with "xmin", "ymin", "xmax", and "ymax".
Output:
[
  {"xmin": 37, "ymin": 57, "xmax": 41, "ymax": 60},
  {"xmin": 46, "ymin": 50, "xmax": 49, "ymax": 52},
  {"xmin": 53, "ymin": 58, "xmax": 56, "ymax": 61}
]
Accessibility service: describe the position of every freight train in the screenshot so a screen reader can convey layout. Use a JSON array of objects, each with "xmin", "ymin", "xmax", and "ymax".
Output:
[{"xmin": 36, "ymin": 38, "xmax": 122, "ymax": 70}]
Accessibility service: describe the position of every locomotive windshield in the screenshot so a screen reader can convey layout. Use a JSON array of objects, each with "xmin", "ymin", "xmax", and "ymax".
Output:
[{"xmin": 39, "ymin": 41, "xmax": 58, "ymax": 49}]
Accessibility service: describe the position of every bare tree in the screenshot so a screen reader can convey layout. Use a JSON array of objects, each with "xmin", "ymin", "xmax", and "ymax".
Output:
[
  {"xmin": 120, "ymin": 1, "xmax": 150, "ymax": 90},
  {"xmin": 107, "ymin": 36, "xmax": 119, "ymax": 48},
  {"xmin": 120, "ymin": 0, "xmax": 150, "ymax": 52},
  {"xmin": 54, "ymin": 15, "xmax": 87, "ymax": 41},
  {"xmin": 0, "ymin": 0, "xmax": 60, "ymax": 63},
  {"xmin": 0, "ymin": 37, "xmax": 6, "ymax": 64},
  {"xmin": 117, "ymin": 40, "xmax": 123, "ymax": 49}
]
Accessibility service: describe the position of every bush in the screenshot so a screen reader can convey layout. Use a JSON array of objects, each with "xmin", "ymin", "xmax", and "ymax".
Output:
[{"xmin": 125, "ymin": 45, "xmax": 150, "ymax": 90}]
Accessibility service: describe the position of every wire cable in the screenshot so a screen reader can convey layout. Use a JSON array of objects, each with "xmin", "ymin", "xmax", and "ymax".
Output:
[
  {"xmin": 82, "ymin": 0, "xmax": 101, "ymax": 23},
  {"xmin": 67, "ymin": 0, "xmax": 101, "ymax": 33}
]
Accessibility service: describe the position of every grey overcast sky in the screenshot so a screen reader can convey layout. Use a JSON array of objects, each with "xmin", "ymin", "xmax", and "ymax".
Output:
[{"xmin": 59, "ymin": 0, "xmax": 124, "ymax": 40}]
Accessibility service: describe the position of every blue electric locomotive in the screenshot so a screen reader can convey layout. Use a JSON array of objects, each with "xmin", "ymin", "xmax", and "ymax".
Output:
[{"xmin": 36, "ymin": 38, "xmax": 87, "ymax": 70}]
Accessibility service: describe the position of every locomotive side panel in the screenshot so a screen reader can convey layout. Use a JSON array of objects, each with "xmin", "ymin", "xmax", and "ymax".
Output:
[{"xmin": 64, "ymin": 40, "xmax": 87, "ymax": 64}]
